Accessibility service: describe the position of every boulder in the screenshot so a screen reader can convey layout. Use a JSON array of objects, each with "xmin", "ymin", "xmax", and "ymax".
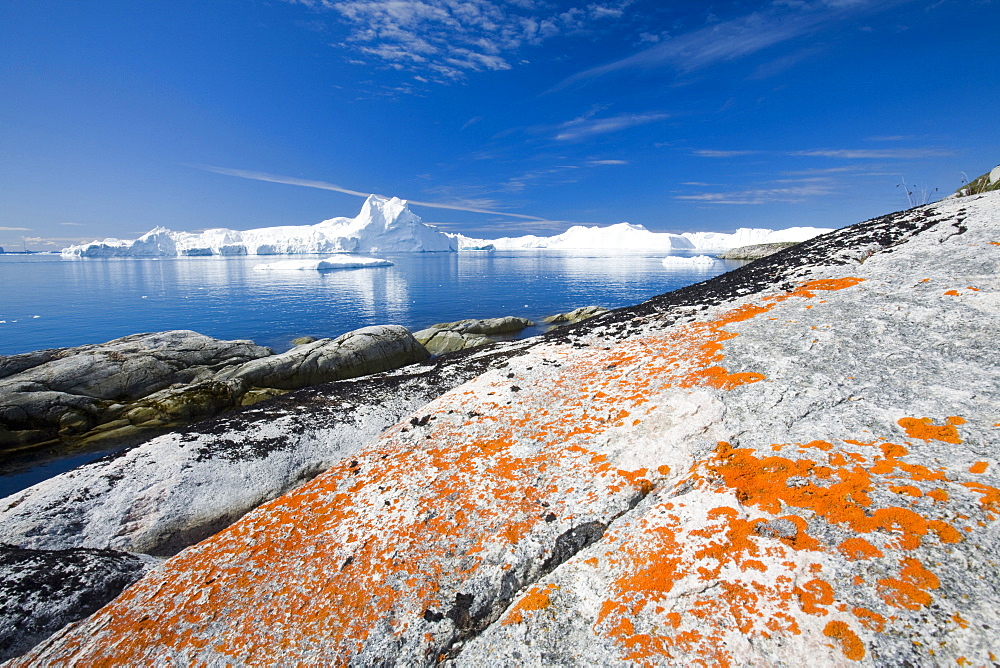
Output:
[
  {"xmin": 542, "ymin": 305, "xmax": 609, "ymax": 325},
  {"xmin": 216, "ymin": 325, "xmax": 429, "ymax": 391},
  {"xmin": 1, "ymin": 327, "xmax": 430, "ymax": 454},
  {"xmin": 414, "ymin": 316, "xmax": 535, "ymax": 355},
  {"xmin": 0, "ymin": 332, "xmax": 272, "ymax": 451},
  {"xmin": 716, "ymin": 241, "xmax": 799, "ymax": 260}
]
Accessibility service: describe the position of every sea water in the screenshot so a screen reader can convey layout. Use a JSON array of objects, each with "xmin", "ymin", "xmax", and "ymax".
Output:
[
  {"xmin": 0, "ymin": 252, "xmax": 742, "ymax": 356},
  {"xmin": 0, "ymin": 251, "xmax": 742, "ymax": 495}
]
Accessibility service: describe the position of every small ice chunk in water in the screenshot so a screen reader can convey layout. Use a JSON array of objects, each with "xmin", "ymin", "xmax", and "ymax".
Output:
[
  {"xmin": 253, "ymin": 256, "xmax": 393, "ymax": 271},
  {"xmin": 661, "ymin": 255, "xmax": 719, "ymax": 268}
]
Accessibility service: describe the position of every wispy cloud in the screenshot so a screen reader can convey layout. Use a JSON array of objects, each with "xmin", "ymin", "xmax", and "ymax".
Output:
[
  {"xmin": 555, "ymin": 112, "xmax": 669, "ymax": 141},
  {"xmin": 19, "ymin": 236, "xmax": 93, "ymax": 247},
  {"xmin": 793, "ymin": 148, "xmax": 954, "ymax": 159},
  {"xmin": 587, "ymin": 159, "xmax": 629, "ymax": 166},
  {"xmin": 460, "ymin": 116, "xmax": 484, "ymax": 130},
  {"xmin": 867, "ymin": 134, "xmax": 922, "ymax": 142},
  {"xmin": 59, "ymin": 222, "xmax": 85, "ymax": 226},
  {"xmin": 193, "ymin": 164, "xmax": 547, "ymax": 220},
  {"xmin": 676, "ymin": 183, "xmax": 834, "ymax": 205},
  {"xmin": 0, "ymin": 226, "xmax": 31, "ymax": 231},
  {"xmin": 287, "ymin": 0, "xmax": 633, "ymax": 82},
  {"xmin": 553, "ymin": 0, "xmax": 911, "ymax": 90},
  {"xmin": 692, "ymin": 149, "xmax": 762, "ymax": 158}
]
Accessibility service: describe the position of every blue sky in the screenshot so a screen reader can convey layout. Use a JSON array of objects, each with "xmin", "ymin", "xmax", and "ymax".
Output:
[{"xmin": 2, "ymin": 0, "xmax": 998, "ymax": 248}]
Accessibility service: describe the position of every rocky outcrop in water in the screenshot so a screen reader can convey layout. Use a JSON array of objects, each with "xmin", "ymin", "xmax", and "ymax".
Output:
[
  {"xmin": 0, "ymin": 326, "xmax": 428, "ymax": 456},
  {"xmin": 0, "ymin": 331, "xmax": 271, "ymax": 452},
  {"xmin": 3, "ymin": 192, "xmax": 999, "ymax": 665},
  {"xmin": 414, "ymin": 316, "xmax": 534, "ymax": 355}
]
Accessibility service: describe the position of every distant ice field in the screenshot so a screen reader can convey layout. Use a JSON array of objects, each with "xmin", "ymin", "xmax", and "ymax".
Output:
[{"xmin": 0, "ymin": 250, "xmax": 744, "ymax": 356}]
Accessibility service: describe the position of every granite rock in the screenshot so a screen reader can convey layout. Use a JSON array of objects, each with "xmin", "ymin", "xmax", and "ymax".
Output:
[
  {"xmin": 716, "ymin": 241, "xmax": 799, "ymax": 260},
  {"xmin": 8, "ymin": 192, "xmax": 1000, "ymax": 665},
  {"xmin": 542, "ymin": 305, "xmax": 610, "ymax": 325},
  {"xmin": 414, "ymin": 316, "xmax": 535, "ymax": 355},
  {"xmin": 0, "ymin": 544, "xmax": 156, "ymax": 663}
]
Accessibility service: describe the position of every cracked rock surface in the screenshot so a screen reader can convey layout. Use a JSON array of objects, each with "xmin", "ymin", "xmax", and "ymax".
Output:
[{"xmin": 6, "ymin": 193, "xmax": 1000, "ymax": 665}]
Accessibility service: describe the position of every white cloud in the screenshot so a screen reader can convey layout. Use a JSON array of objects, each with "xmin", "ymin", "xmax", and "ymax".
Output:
[
  {"xmin": 793, "ymin": 148, "xmax": 954, "ymax": 159},
  {"xmin": 587, "ymin": 159, "xmax": 628, "ymax": 165},
  {"xmin": 553, "ymin": 0, "xmax": 913, "ymax": 90},
  {"xmin": 0, "ymin": 226, "xmax": 31, "ymax": 231},
  {"xmin": 676, "ymin": 183, "xmax": 833, "ymax": 204},
  {"xmin": 193, "ymin": 164, "xmax": 548, "ymax": 220},
  {"xmin": 692, "ymin": 149, "xmax": 762, "ymax": 158},
  {"xmin": 288, "ymin": 0, "xmax": 629, "ymax": 81},
  {"xmin": 555, "ymin": 112, "xmax": 670, "ymax": 141}
]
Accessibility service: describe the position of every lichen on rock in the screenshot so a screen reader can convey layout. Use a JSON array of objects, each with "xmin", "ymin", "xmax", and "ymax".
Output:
[{"xmin": 4, "ymin": 191, "xmax": 1000, "ymax": 666}]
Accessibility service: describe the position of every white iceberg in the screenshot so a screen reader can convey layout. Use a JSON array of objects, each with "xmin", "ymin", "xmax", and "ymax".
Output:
[
  {"xmin": 661, "ymin": 255, "xmax": 719, "ymax": 268},
  {"xmin": 458, "ymin": 223, "xmax": 832, "ymax": 252},
  {"xmin": 62, "ymin": 195, "xmax": 457, "ymax": 257},
  {"xmin": 253, "ymin": 256, "xmax": 393, "ymax": 271},
  {"xmin": 62, "ymin": 191, "xmax": 834, "ymax": 258}
]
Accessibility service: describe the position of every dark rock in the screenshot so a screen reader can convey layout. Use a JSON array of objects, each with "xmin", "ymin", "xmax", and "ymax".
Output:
[{"xmin": 0, "ymin": 543, "xmax": 154, "ymax": 662}]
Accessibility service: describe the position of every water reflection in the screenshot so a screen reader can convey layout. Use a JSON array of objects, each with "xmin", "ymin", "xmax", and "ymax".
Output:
[{"xmin": 0, "ymin": 251, "xmax": 737, "ymax": 355}]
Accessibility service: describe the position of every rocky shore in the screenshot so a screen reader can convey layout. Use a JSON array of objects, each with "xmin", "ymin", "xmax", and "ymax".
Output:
[
  {"xmin": 1, "ymin": 308, "xmax": 608, "ymax": 467},
  {"xmin": 1, "ymin": 189, "xmax": 998, "ymax": 665}
]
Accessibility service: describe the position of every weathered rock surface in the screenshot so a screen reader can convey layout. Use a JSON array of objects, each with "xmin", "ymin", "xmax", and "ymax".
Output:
[
  {"xmin": 716, "ymin": 240, "xmax": 799, "ymax": 260},
  {"xmin": 0, "ymin": 341, "xmax": 532, "ymax": 557},
  {"xmin": 8, "ymin": 191, "xmax": 1000, "ymax": 665},
  {"xmin": 542, "ymin": 304, "xmax": 610, "ymax": 325},
  {"xmin": 414, "ymin": 316, "xmax": 535, "ymax": 355},
  {"xmin": 215, "ymin": 325, "xmax": 429, "ymax": 391},
  {"xmin": 0, "ymin": 331, "xmax": 271, "ymax": 451},
  {"xmin": 0, "ymin": 326, "xmax": 428, "ymax": 456},
  {"xmin": 0, "ymin": 544, "xmax": 156, "ymax": 662}
]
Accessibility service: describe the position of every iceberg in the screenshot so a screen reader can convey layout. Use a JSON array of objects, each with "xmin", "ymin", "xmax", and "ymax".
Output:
[
  {"xmin": 661, "ymin": 255, "xmax": 719, "ymax": 268},
  {"xmin": 458, "ymin": 223, "xmax": 832, "ymax": 252},
  {"xmin": 61, "ymin": 195, "xmax": 458, "ymax": 257},
  {"xmin": 253, "ymin": 256, "xmax": 393, "ymax": 271},
  {"xmin": 62, "ymin": 191, "xmax": 834, "ymax": 258}
]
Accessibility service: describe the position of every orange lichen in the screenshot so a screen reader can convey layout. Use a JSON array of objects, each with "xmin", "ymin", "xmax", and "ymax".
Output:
[
  {"xmin": 852, "ymin": 607, "xmax": 885, "ymax": 632},
  {"xmin": 28, "ymin": 273, "xmax": 975, "ymax": 668},
  {"xmin": 823, "ymin": 620, "xmax": 866, "ymax": 661},
  {"xmin": 943, "ymin": 290, "xmax": 961, "ymax": 296},
  {"xmin": 838, "ymin": 538, "xmax": 884, "ymax": 561},
  {"xmin": 897, "ymin": 417, "xmax": 963, "ymax": 444},
  {"xmin": 877, "ymin": 558, "xmax": 939, "ymax": 610},
  {"xmin": 926, "ymin": 488, "xmax": 949, "ymax": 503},
  {"xmin": 503, "ymin": 584, "xmax": 556, "ymax": 625},
  {"xmin": 796, "ymin": 578, "xmax": 835, "ymax": 616},
  {"xmin": 970, "ymin": 462, "xmax": 988, "ymax": 474}
]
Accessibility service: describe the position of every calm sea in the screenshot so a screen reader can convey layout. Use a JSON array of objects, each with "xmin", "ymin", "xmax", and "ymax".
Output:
[
  {"xmin": 1, "ymin": 251, "xmax": 740, "ymax": 496},
  {"xmin": 0, "ymin": 251, "xmax": 741, "ymax": 356}
]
